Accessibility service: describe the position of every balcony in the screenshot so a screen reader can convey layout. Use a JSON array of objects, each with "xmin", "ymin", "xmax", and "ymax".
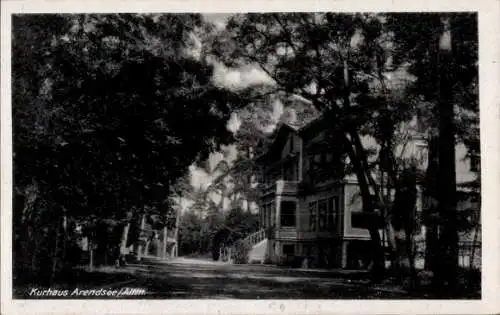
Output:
[
  {"xmin": 261, "ymin": 182, "xmax": 276, "ymax": 196},
  {"xmin": 274, "ymin": 228, "xmax": 339, "ymax": 241},
  {"xmin": 275, "ymin": 227, "xmax": 297, "ymax": 240},
  {"xmin": 261, "ymin": 180, "xmax": 299, "ymax": 196},
  {"xmin": 277, "ymin": 180, "xmax": 299, "ymax": 195}
]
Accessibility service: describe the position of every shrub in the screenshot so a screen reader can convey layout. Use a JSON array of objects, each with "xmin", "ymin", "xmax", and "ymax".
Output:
[
  {"xmin": 232, "ymin": 239, "xmax": 252, "ymax": 264},
  {"xmin": 264, "ymin": 256, "xmax": 273, "ymax": 265},
  {"xmin": 211, "ymin": 244, "xmax": 221, "ymax": 261},
  {"xmin": 277, "ymin": 255, "xmax": 305, "ymax": 268}
]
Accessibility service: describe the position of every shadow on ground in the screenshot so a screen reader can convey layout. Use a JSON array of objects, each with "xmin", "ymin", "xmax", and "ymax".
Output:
[{"xmin": 14, "ymin": 259, "xmax": 480, "ymax": 299}]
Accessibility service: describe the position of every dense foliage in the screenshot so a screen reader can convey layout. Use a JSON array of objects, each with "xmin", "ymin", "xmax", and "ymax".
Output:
[
  {"xmin": 209, "ymin": 12, "xmax": 479, "ymax": 292},
  {"xmin": 11, "ymin": 12, "xmax": 479, "ymax": 297},
  {"xmin": 12, "ymin": 14, "xmax": 244, "ymax": 285},
  {"xmin": 178, "ymin": 205, "xmax": 259, "ymax": 258}
]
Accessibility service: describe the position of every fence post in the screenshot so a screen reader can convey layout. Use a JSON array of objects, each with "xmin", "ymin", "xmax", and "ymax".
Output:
[{"xmin": 162, "ymin": 226, "xmax": 168, "ymax": 259}]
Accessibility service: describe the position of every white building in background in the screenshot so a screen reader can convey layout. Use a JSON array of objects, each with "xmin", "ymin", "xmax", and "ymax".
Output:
[{"xmin": 255, "ymin": 115, "xmax": 479, "ymax": 269}]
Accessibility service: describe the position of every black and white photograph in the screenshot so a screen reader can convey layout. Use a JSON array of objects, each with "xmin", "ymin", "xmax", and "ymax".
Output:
[{"xmin": 1, "ymin": 0, "xmax": 499, "ymax": 314}]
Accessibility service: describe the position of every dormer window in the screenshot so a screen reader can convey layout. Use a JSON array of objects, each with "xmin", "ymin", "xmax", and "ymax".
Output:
[
  {"xmin": 313, "ymin": 153, "xmax": 321, "ymax": 164},
  {"xmin": 280, "ymin": 201, "xmax": 297, "ymax": 227},
  {"xmin": 470, "ymin": 155, "xmax": 480, "ymax": 172},
  {"xmin": 326, "ymin": 152, "xmax": 333, "ymax": 163},
  {"xmin": 413, "ymin": 139, "xmax": 428, "ymax": 168}
]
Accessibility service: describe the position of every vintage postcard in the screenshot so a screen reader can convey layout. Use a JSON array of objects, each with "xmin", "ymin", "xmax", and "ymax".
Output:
[{"xmin": 1, "ymin": 0, "xmax": 499, "ymax": 314}]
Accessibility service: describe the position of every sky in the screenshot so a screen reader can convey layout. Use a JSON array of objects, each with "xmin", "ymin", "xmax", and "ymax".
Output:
[
  {"xmin": 182, "ymin": 13, "xmax": 391, "ymax": 212},
  {"xmin": 202, "ymin": 13, "xmax": 233, "ymax": 30},
  {"xmin": 179, "ymin": 13, "xmax": 279, "ymax": 213},
  {"xmin": 178, "ymin": 13, "xmax": 431, "ymax": 214}
]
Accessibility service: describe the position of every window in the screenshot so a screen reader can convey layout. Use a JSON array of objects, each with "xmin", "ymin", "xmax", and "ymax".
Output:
[
  {"xmin": 326, "ymin": 152, "xmax": 334, "ymax": 163},
  {"xmin": 306, "ymin": 154, "xmax": 315, "ymax": 180},
  {"xmin": 283, "ymin": 244, "xmax": 295, "ymax": 256},
  {"xmin": 308, "ymin": 201, "xmax": 317, "ymax": 231},
  {"xmin": 280, "ymin": 201, "xmax": 296, "ymax": 227},
  {"xmin": 470, "ymin": 155, "xmax": 480, "ymax": 172},
  {"xmin": 266, "ymin": 204, "xmax": 272, "ymax": 227},
  {"xmin": 414, "ymin": 141, "xmax": 429, "ymax": 168},
  {"xmin": 294, "ymin": 160, "xmax": 299, "ymax": 180},
  {"xmin": 321, "ymin": 151, "xmax": 327, "ymax": 164},
  {"xmin": 416, "ymin": 116, "xmax": 427, "ymax": 135},
  {"xmin": 261, "ymin": 204, "xmax": 273, "ymax": 228},
  {"xmin": 314, "ymin": 153, "xmax": 321, "ymax": 164},
  {"xmin": 327, "ymin": 197, "xmax": 339, "ymax": 230},
  {"xmin": 308, "ymin": 149, "xmax": 341, "ymax": 182},
  {"xmin": 260, "ymin": 205, "xmax": 265, "ymax": 228},
  {"xmin": 318, "ymin": 199, "xmax": 328, "ymax": 231},
  {"xmin": 308, "ymin": 153, "xmax": 322, "ymax": 182},
  {"xmin": 283, "ymin": 160, "xmax": 295, "ymax": 181},
  {"xmin": 271, "ymin": 203, "xmax": 276, "ymax": 226}
]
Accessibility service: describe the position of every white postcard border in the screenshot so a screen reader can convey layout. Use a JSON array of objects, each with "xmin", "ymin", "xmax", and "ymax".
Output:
[{"xmin": 1, "ymin": 1, "xmax": 499, "ymax": 314}]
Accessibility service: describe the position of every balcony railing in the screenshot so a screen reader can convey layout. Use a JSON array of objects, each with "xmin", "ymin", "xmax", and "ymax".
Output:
[
  {"xmin": 261, "ymin": 182, "xmax": 276, "ymax": 196},
  {"xmin": 275, "ymin": 227, "xmax": 297, "ymax": 239},
  {"xmin": 244, "ymin": 228, "xmax": 266, "ymax": 246},
  {"xmin": 276, "ymin": 180, "xmax": 299, "ymax": 195},
  {"xmin": 261, "ymin": 180, "xmax": 299, "ymax": 196},
  {"xmin": 274, "ymin": 228, "xmax": 339, "ymax": 240},
  {"xmin": 219, "ymin": 229, "xmax": 266, "ymax": 263}
]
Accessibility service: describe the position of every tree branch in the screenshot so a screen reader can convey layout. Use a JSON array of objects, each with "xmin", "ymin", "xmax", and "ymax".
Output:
[{"xmin": 272, "ymin": 14, "xmax": 298, "ymax": 55}]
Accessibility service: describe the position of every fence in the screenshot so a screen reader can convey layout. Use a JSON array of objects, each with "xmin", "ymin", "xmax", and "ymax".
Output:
[
  {"xmin": 414, "ymin": 240, "xmax": 481, "ymax": 270},
  {"xmin": 245, "ymin": 229, "xmax": 266, "ymax": 246}
]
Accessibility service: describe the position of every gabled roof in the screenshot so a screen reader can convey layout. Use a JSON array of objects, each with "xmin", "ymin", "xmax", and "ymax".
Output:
[
  {"xmin": 298, "ymin": 115, "xmax": 325, "ymax": 137},
  {"xmin": 276, "ymin": 121, "xmax": 300, "ymax": 133},
  {"xmin": 255, "ymin": 122, "xmax": 299, "ymax": 164}
]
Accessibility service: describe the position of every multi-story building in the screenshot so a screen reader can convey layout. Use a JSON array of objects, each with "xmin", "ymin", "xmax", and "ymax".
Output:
[{"xmin": 255, "ymin": 116, "xmax": 480, "ymax": 269}]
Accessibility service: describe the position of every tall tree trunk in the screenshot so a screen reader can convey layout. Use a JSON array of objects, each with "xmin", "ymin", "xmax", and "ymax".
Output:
[
  {"xmin": 385, "ymin": 215, "xmax": 398, "ymax": 273},
  {"xmin": 175, "ymin": 195, "xmax": 182, "ymax": 257},
  {"xmin": 424, "ymin": 136, "xmax": 439, "ymax": 270},
  {"xmin": 89, "ymin": 237, "xmax": 94, "ymax": 271},
  {"xmin": 162, "ymin": 226, "xmax": 168, "ymax": 259},
  {"xmin": 340, "ymin": 57, "xmax": 386, "ymax": 280},
  {"xmin": 378, "ymin": 141, "xmax": 399, "ymax": 274},
  {"xmin": 49, "ymin": 220, "xmax": 61, "ymax": 286},
  {"xmin": 468, "ymin": 221, "xmax": 479, "ymax": 286},
  {"xmin": 434, "ymin": 18, "xmax": 458, "ymax": 294},
  {"xmin": 405, "ymin": 217, "xmax": 419, "ymax": 290},
  {"xmin": 136, "ymin": 212, "xmax": 146, "ymax": 261},
  {"xmin": 119, "ymin": 222, "xmax": 130, "ymax": 264},
  {"xmin": 390, "ymin": 166, "xmax": 418, "ymax": 286},
  {"xmin": 61, "ymin": 211, "xmax": 68, "ymax": 269},
  {"xmin": 342, "ymin": 135, "xmax": 385, "ymax": 281}
]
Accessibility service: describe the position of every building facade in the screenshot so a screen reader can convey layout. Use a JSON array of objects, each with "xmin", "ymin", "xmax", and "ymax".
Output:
[{"xmin": 256, "ymin": 117, "xmax": 480, "ymax": 269}]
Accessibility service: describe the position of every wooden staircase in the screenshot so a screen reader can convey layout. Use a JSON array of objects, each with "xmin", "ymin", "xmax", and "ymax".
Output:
[
  {"xmin": 245, "ymin": 228, "xmax": 266, "ymax": 247},
  {"xmin": 220, "ymin": 229, "xmax": 267, "ymax": 264}
]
